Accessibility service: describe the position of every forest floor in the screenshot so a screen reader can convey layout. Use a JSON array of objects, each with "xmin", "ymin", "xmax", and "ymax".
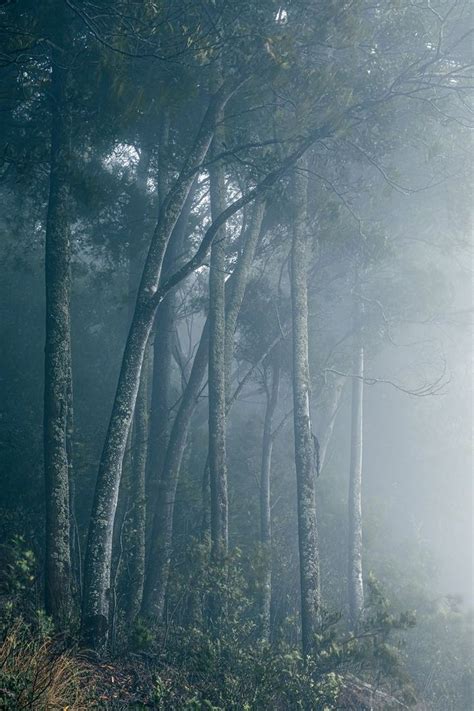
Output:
[{"xmin": 83, "ymin": 654, "xmax": 156, "ymax": 707}]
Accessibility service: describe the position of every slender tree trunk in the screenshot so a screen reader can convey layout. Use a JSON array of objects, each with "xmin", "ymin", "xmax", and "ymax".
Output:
[
  {"xmin": 141, "ymin": 323, "xmax": 209, "ymax": 619},
  {"xmin": 314, "ymin": 374, "xmax": 345, "ymax": 474},
  {"xmin": 208, "ymin": 146, "xmax": 228, "ymax": 566},
  {"xmin": 144, "ymin": 116, "xmax": 172, "ymax": 544},
  {"xmin": 110, "ymin": 139, "xmax": 152, "ymax": 635},
  {"xmin": 67, "ymin": 351, "xmax": 81, "ymax": 604},
  {"xmin": 142, "ymin": 201, "xmax": 266, "ymax": 619},
  {"xmin": 81, "ymin": 83, "xmax": 240, "ymax": 649},
  {"xmin": 201, "ymin": 200, "xmax": 266, "ymax": 540},
  {"xmin": 259, "ymin": 350, "xmax": 280, "ymax": 641},
  {"xmin": 291, "ymin": 162, "xmax": 320, "ymax": 656},
  {"xmin": 123, "ymin": 356, "xmax": 149, "ymax": 623},
  {"xmin": 348, "ymin": 297, "xmax": 364, "ymax": 630},
  {"xmin": 146, "ymin": 179, "xmax": 197, "ymax": 545},
  {"xmin": 138, "ymin": 133, "xmax": 320, "ymax": 627},
  {"xmin": 43, "ymin": 22, "xmax": 73, "ymax": 627}
]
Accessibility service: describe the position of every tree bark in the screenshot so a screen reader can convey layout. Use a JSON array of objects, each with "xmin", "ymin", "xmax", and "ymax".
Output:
[
  {"xmin": 259, "ymin": 350, "xmax": 280, "ymax": 642},
  {"xmin": 82, "ymin": 82, "xmax": 240, "ymax": 649},
  {"xmin": 109, "ymin": 137, "xmax": 152, "ymax": 640},
  {"xmin": 43, "ymin": 19, "xmax": 73, "ymax": 627},
  {"xmin": 291, "ymin": 162, "xmax": 321, "ymax": 657},
  {"xmin": 123, "ymin": 356, "xmax": 148, "ymax": 624},
  {"xmin": 208, "ymin": 145, "xmax": 228, "ymax": 565},
  {"xmin": 67, "ymin": 350, "xmax": 81, "ymax": 604},
  {"xmin": 348, "ymin": 297, "xmax": 365, "ymax": 630}
]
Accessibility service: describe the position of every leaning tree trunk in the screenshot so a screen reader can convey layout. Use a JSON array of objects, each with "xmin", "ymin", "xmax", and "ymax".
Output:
[
  {"xmin": 208, "ymin": 144, "xmax": 228, "ymax": 569},
  {"xmin": 81, "ymin": 82, "xmax": 240, "ymax": 649},
  {"xmin": 137, "ymin": 127, "xmax": 320, "ymax": 630},
  {"xmin": 291, "ymin": 162, "xmax": 321, "ymax": 657},
  {"xmin": 146, "ymin": 179, "xmax": 197, "ymax": 546},
  {"xmin": 43, "ymin": 22, "xmax": 73, "ymax": 627},
  {"xmin": 348, "ymin": 297, "xmax": 365, "ymax": 631},
  {"xmin": 141, "ymin": 202, "xmax": 265, "ymax": 620},
  {"xmin": 111, "ymin": 140, "xmax": 152, "ymax": 598},
  {"xmin": 259, "ymin": 349, "xmax": 280, "ymax": 642}
]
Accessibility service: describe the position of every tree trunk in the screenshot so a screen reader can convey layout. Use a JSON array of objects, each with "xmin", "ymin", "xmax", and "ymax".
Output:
[
  {"xmin": 201, "ymin": 200, "xmax": 267, "ymax": 540},
  {"xmin": 348, "ymin": 298, "xmax": 364, "ymax": 630},
  {"xmin": 67, "ymin": 350, "xmax": 81, "ymax": 604},
  {"xmin": 208, "ymin": 145, "xmax": 228, "ymax": 566},
  {"xmin": 141, "ymin": 201, "xmax": 266, "ymax": 620},
  {"xmin": 314, "ymin": 373, "xmax": 345, "ymax": 474},
  {"xmin": 259, "ymin": 350, "xmax": 280, "ymax": 642},
  {"xmin": 139, "ymin": 133, "xmax": 317, "ymax": 627},
  {"xmin": 146, "ymin": 179, "xmax": 197, "ymax": 546},
  {"xmin": 43, "ymin": 22, "xmax": 73, "ymax": 627},
  {"xmin": 291, "ymin": 162, "xmax": 321, "ymax": 657},
  {"xmin": 123, "ymin": 356, "xmax": 149, "ymax": 623},
  {"xmin": 109, "ymin": 139, "xmax": 152, "ymax": 639},
  {"xmin": 141, "ymin": 322, "xmax": 209, "ymax": 619},
  {"xmin": 82, "ymin": 84, "xmax": 238, "ymax": 649}
]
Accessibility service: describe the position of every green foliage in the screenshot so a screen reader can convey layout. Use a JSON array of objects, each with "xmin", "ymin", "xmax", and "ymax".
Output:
[
  {"xmin": 121, "ymin": 544, "xmax": 420, "ymax": 709},
  {"xmin": 0, "ymin": 535, "xmax": 38, "ymax": 620}
]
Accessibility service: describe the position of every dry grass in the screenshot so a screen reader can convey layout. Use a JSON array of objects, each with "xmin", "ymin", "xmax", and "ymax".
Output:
[{"xmin": 0, "ymin": 618, "xmax": 96, "ymax": 710}]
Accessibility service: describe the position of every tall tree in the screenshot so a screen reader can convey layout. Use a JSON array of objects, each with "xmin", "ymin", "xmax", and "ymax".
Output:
[
  {"xmin": 141, "ymin": 201, "xmax": 266, "ymax": 619},
  {"xmin": 81, "ymin": 79, "xmax": 245, "ymax": 648},
  {"xmin": 145, "ymin": 177, "xmax": 198, "ymax": 544},
  {"xmin": 208, "ymin": 144, "xmax": 229, "ymax": 567},
  {"xmin": 291, "ymin": 163, "xmax": 320, "ymax": 656},
  {"xmin": 348, "ymin": 294, "xmax": 365, "ymax": 630},
  {"xmin": 43, "ymin": 7, "xmax": 73, "ymax": 626},
  {"xmin": 259, "ymin": 348, "xmax": 281, "ymax": 641}
]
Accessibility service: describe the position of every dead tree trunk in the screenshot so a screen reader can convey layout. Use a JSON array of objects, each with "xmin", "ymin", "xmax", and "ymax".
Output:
[
  {"xmin": 291, "ymin": 162, "xmax": 321, "ymax": 657},
  {"xmin": 43, "ymin": 19, "xmax": 73, "ymax": 627},
  {"xmin": 348, "ymin": 297, "xmax": 365, "ymax": 630}
]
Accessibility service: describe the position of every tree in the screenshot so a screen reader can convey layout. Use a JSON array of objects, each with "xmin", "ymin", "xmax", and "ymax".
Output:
[
  {"xmin": 291, "ymin": 163, "xmax": 320, "ymax": 656},
  {"xmin": 259, "ymin": 347, "xmax": 281, "ymax": 641},
  {"xmin": 208, "ymin": 139, "xmax": 229, "ymax": 569},
  {"xmin": 43, "ymin": 5, "xmax": 73, "ymax": 626},
  {"xmin": 141, "ymin": 200, "xmax": 266, "ymax": 620},
  {"xmin": 348, "ymin": 294, "xmax": 365, "ymax": 630},
  {"xmin": 81, "ymin": 77, "xmax": 245, "ymax": 648}
]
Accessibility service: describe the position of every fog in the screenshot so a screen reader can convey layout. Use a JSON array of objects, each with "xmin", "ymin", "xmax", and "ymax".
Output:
[{"xmin": 0, "ymin": 1, "xmax": 472, "ymax": 709}]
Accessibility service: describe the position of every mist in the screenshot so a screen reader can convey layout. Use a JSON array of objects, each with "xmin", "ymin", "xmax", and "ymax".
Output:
[{"xmin": 0, "ymin": 1, "xmax": 472, "ymax": 709}]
